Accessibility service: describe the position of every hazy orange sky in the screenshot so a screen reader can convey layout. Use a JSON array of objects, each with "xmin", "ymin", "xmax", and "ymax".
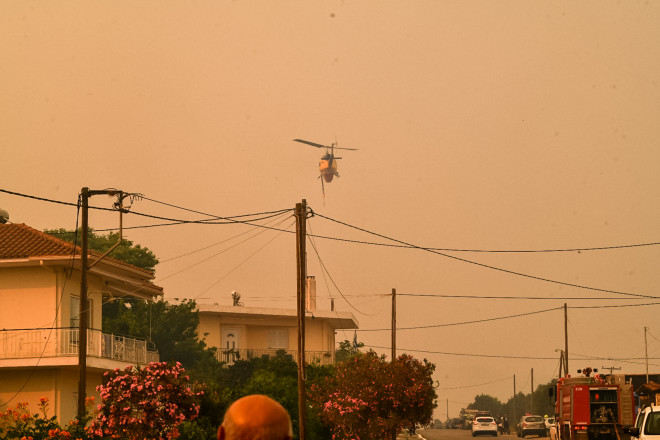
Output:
[{"xmin": 2, "ymin": 1, "xmax": 660, "ymax": 419}]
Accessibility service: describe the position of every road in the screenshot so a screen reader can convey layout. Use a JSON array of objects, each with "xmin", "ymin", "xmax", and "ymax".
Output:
[{"xmin": 417, "ymin": 429, "xmax": 518, "ymax": 440}]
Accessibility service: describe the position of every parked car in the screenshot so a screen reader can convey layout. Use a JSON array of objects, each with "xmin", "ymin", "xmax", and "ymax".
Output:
[
  {"xmin": 517, "ymin": 415, "xmax": 547, "ymax": 438},
  {"xmin": 624, "ymin": 405, "xmax": 660, "ymax": 440},
  {"xmin": 544, "ymin": 417, "xmax": 555, "ymax": 436},
  {"xmin": 472, "ymin": 416, "xmax": 499, "ymax": 437}
]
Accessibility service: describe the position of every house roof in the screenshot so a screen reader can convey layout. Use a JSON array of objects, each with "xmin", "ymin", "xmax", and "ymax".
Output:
[
  {"xmin": 197, "ymin": 303, "xmax": 359, "ymax": 329},
  {"xmin": 0, "ymin": 223, "xmax": 163, "ymax": 296},
  {"xmin": 0, "ymin": 223, "xmax": 77, "ymax": 259}
]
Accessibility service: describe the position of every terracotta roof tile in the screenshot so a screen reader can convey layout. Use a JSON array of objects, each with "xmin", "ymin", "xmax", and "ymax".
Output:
[
  {"xmin": 0, "ymin": 223, "xmax": 155, "ymax": 277},
  {"xmin": 0, "ymin": 223, "xmax": 77, "ymax": 259}
]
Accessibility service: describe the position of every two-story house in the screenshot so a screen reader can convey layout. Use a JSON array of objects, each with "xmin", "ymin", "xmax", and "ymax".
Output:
[
  {"xmin": 0, "ymin": 223, "xmax": 163, "ymax": 423},
  {"xmin": 198, "ymin": 277, "xmax": 359, "ymax": 365}
]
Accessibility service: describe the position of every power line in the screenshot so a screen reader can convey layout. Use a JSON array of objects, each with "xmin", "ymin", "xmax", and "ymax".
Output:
[
  {"xmin": 192, "ymin": 219, "xmax": 296, "ymax": 300},
  {"xmin": 398, "ymin": 293, "xmax": 647, "ymax": 301},
  {"xmin": 569, "ymin": 302, "xmax": 660, "ymax": 309},
  {"xmin": 1, "ymin": 188, "xmax": 293, "ymax": 229},
  {"xmin": 306, "ymin": 218, "xmax": 372, "ymax": 316},
  {"xmin": 358, "ymin": 306, "xmax": 561, "ymax": 332},
  {"xmin": 314, "ymin": 212, "xmax": 659, "ymax": 300},
  {"xmin": 364, "ymin": 344, "xmax": 557, "ymax": 360},
  {"xmin": 438, "ymin": 376, "xmax": 512, "ymax": 390},
  {"xmin": 6, "ymin": 188, "xmax": 660, "ymax": 254},
  {"xmin": 156, "ymin": 212, "xmax": 293, "ymax": 282}
]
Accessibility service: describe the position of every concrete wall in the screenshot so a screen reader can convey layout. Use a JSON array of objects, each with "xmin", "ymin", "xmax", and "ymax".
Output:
[
  {"xmin": 199, "ymin": 311, "xmax": 335, "ymax": 354},
  {"xmin": 0, "ymin": 266, "xmax": 104, "ymax": 331},
  {"xmin": 0, "ymin": 367, "xmax": 102, "ymax": 425}
]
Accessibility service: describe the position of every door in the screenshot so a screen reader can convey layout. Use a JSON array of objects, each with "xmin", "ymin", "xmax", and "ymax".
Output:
[{"xmin": 221, "ymin": 327, "xmax": 241, "ymax": 364}]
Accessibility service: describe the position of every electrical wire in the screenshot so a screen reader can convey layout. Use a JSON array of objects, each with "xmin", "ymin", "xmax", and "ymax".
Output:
[
  {"xmin": 647, "ymin": 329, "xmax": 660, "ymax": 344},
  {"xmin": 437, "ymin": 376, "xmax": 512, "ymax": 390},
  {"xmin": 306, "ymin": 229, "xmax": 660, "ymax": 253},
  {"xmin": 157, "ymin": 211, "xmax": 291, "ymax": 265},
  {"xmin": 6, "ymin": 188, "xmax": 660, "ymax": 254},
  {"xmin": 192, "ymin": 219, "xmax": 296, "ymax": 300},
  {"xmin": 0, "ymin": 195, "xmax": 83, "ymax": 408},
  {"xmin": 306, "ymin": 217, "xmax": 372, "ymax": 316},
  {"xmin": 314, "ymin": 212, "xmax": 659, "ymax": 300},
  {"xmin": 570, "ymin": 352, "xmax": 660, "ymax": 368},
  {"xmin": 156, "ymin": 212, "xmax": 292, "ymax": 282},
  {"xmin": 569, "ymin": 302, "xmax": 660, "ymax": 309},
  {"xmin": 358, "ymin": 306, "xmax": 562, "ymax": 332},
  {"xmin": 1, "ymin": 188, "xmax": 294, "ymax": 230},
  {"xmin": 364, "ymin": 344, "xmax": 557, "ymax": 360},
  {"xmin": 398, "ymin": 293, "xmax": 648, "ymax": 301}
]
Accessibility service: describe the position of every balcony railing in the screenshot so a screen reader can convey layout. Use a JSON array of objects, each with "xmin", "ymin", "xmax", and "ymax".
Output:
[
  {"xmin": 0, "ymin": 327, "xmax": 159, "ymax": 365},
  {"xmin": 216, "ymin": 348, "xmax": 335, "ymax": 366}
]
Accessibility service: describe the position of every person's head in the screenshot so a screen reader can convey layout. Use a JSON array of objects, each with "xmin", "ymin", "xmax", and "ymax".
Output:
[{"xmin": 217, "ymin": 394, "xmax": 293, "ymax": 440}]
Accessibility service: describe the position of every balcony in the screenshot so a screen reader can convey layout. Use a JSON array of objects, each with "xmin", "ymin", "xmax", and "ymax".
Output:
[
  {"xmin": 0, "ymin": 327, "xmax": 159, "ymax": 367},
  {"xmin": 216, "ymin": 348, "xmax": 335, "ymax": 366}
]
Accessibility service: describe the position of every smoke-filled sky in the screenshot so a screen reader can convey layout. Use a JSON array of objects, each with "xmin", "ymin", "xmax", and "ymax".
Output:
[{"xmin": 2, "ymin": 1, "xmax": 660, "ymax": 419}]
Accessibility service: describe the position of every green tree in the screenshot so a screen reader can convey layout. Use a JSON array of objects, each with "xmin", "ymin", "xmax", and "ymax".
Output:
[
  {"xmin": 468, "ymin": 394, "xmax": 505, "ymax": 417},
  {"xmin": 335, "ymin": 338, "xmax": 364, "ymax": 363},
  {"xmin": 44, "ymin": 227, "xmax": 159, "ymax": 271},
  {"xmin": 102, "ymin": 298, "xmax": 217, "ymax": 371},
  {"xmin": 192, "ymin": 351, "xmax": 331, "ymax": 440}
]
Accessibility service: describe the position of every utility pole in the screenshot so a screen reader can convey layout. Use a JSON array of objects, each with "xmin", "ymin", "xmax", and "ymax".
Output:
[
  {"xmin": 601, "ymin": 366, "xmax": 621, "ymax": 375},
  {"xmin": 78, "ymin": 188, "xmax": 128, "ymax": 419},
  {"xmin": 78, "ymin": 188, "xmax": 89, "ymax": 419},
  {"xmin": 390, "ymin": 287, "xmax": 398, "ymax": 440},
  {"xmin": 391, "ymin": 288, "xmax": 396, "ymax": 362},
  {"xmin": 645, "ymin": 326, "xmax": 649, "ymax": 383},
  {"xmin": 513, "ymin": 375, "xmax": 517, "ymax": 421},
  {"xmin": 295, "ymin": 200, "xmax": 308, "ymax": 440},
  {"xmin": 564, "ymin": 303, "xmax": 569, "ymax": 375},
  {"xmin": 447, "ymin": 398, "xmax": 449, "ymax": 423},
  {"xmin": 530, "ymin": 368, "xmax": 534, "ymax": 415}
]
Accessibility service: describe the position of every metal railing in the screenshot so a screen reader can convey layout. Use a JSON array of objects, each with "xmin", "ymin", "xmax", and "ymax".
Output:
[
  {"xmin": 216, "ymin": 348, "xmax": 335, "ymax": 366},
  {"xmin": 0, "ymin": 327, "xmax": 158, "ymax": 365}
]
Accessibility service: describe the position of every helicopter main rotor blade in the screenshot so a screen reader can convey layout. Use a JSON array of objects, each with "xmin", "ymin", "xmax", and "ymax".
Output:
[
  {"xmin": 294, "ymin": 138, "xmax": 359, "ymax": 151},
  {"xmin": 293, "ymin": 139, "xmax": 328, "ymax": 149}
]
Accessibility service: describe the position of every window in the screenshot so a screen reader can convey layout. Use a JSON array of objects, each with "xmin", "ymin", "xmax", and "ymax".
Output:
[
  {"xmin": 645, "ymin": 412, "xmax": 660, "ymax": 435},
  {"xmin": 70, "ymin": 296, "xmax": 92, "ymax": 328},
  {"xmin": 267, "ymin": 329, "xmax": 289, "ymax": 349}
]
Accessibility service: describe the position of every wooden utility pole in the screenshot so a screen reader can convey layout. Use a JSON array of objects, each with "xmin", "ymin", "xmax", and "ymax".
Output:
[
  {"xmin": 77, "ymin": 188, "xmax": 89, "ymax": 419},
  {"xmin": 295, "ymin": 200, "xmax": 308, "ymax": 440},
  {"xmin": 564, "ymin": 303, "xmax": 569, "ymax": 375},
  {"xmin": 645, "ymin": 326, "xmax": 649, "ymax": 383},
  {"xmin": 513, "ymin": 375, "xmax": 517, "ymax": 421},
  {"xmin": 530, "ymin": 368, "xmax": 534, "ymax": 415},
  {"xmin": 77, "ymin": 188, "xmax": 127, "ymax": 419},
  {"xmin": 391, "ymin": 288, "xmax": 396, "ymax": 362}
]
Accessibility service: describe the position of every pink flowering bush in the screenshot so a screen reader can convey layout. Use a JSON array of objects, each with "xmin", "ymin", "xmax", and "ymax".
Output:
[
  {"xmin": 0, "ymin": 397, "xmax": 96, "ymax": 439},
  {"xmin": 309, "ymin": 351, "xmax": 436, "ymax": 439},
  {"xmin": 91, "ymin": 361, "xmax": 203, "ymax": 440}
]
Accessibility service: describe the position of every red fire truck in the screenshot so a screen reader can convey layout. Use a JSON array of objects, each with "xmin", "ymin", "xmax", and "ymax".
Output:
[{"xmin": 551, "ymin": 367, "xmax": 635, "ymax": 440}]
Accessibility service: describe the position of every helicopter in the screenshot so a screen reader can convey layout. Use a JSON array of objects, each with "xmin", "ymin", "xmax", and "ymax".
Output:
[{"xmin": 293, "ymin": 138, "xmax": 358, "ymax": 195}]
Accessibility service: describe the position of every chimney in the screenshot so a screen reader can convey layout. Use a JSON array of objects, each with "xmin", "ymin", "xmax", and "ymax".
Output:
[{"xmin": 305, "ymin": 276, "xmax": 316, "ymax": 312}]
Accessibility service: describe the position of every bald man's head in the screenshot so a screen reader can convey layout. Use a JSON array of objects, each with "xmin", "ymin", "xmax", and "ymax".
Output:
[{"xmin": 217, "ymin": 394, "xmax": 293, "ymax": 440}]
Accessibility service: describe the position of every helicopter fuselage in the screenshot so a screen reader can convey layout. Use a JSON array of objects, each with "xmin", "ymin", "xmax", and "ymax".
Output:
[{"xmin": 319, "ymin": 154, "xmax": 338, "ymax": 182}]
